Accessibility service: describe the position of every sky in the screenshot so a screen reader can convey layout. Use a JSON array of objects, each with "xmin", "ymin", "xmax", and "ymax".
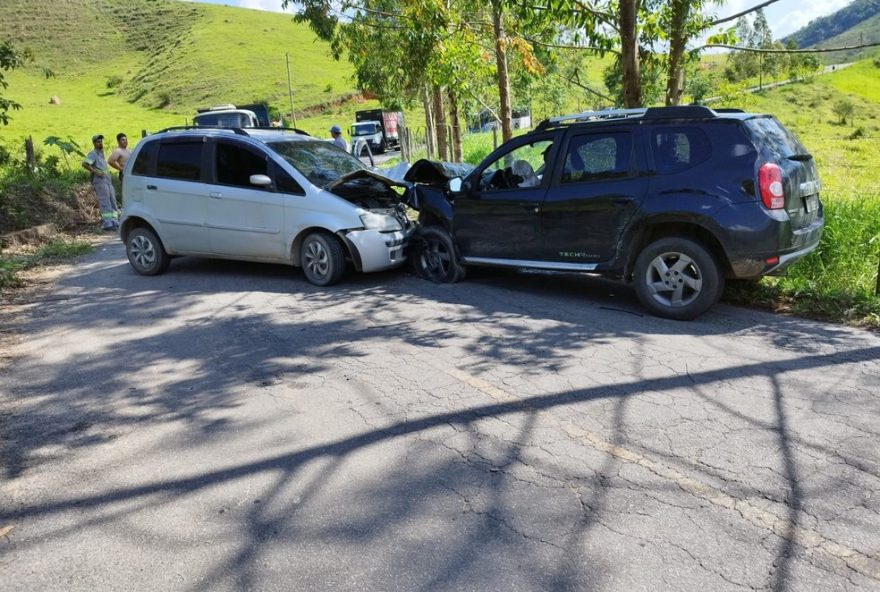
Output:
[{"xmin": 190, "ymin": 0, "xmax": 856, "ymax": 41}]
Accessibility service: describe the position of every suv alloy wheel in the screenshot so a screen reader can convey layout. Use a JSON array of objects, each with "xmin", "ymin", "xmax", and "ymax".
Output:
[{"xmin": 633, "ymin": 237, "xmax": 723, "ymax": 320}]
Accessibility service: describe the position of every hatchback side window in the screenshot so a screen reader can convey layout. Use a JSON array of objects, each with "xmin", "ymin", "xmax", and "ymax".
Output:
[
  {"xmin": 156, "ymin": 141, "xmax": 204, "ymax": 181},
  {"xmin": 131, "ymin": 142, "xmax": 156, "ymax": 176},
  {"xmin": 562, "ymin": 133, "xmax": 633, "ymax": 184},
  {"xmin": 215, "ymin": 142, "xmax": 269, "ymax": 189},
  {"xmin": 651, "ymin": 128, "xmax": 711, "ymax": 174}
]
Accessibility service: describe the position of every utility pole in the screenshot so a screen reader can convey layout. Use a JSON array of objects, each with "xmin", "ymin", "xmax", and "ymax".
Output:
[{"xmin": 286, "ymin": 53, "xmax": 297, "ymax": 127}]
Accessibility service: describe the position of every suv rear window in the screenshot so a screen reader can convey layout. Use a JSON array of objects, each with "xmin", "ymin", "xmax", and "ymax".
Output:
[
  {"xmin": 157, "ymin": 141, "xmax": 204, "ymax": 181},
  {"xmin": 743, "ymin": 117, "xmax": 808, "ymax": 160}
]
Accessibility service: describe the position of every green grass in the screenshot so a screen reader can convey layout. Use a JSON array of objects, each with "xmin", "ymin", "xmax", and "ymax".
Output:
[
  {"xmin": 0, "ymin": 237, "xmax": 93, "ymax": 289},
  {"xmin": 0, "ymin": 0, "xmax": 361, "ymax": 150}
]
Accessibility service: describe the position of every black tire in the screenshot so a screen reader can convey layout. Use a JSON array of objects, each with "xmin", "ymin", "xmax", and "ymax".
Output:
[
  {"xmin": 126, "ymin": 227, "xmax": 170, "ymax": 276},
  {"xmin": 301, "ymin": 232, "xmax": 346, "ymax": 286},
  {"xmin": 633, "ymin": 237, "xmax": 723, "ymax": 320},
  {"xmin": 410, "ymin": 226, "xmax": 466, "ymax": 283}
]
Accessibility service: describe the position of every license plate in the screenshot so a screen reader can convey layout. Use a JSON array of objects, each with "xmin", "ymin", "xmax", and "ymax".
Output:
[{"xmin": 804, "ymin": 195, "xmax": 818, "ymax": 213}]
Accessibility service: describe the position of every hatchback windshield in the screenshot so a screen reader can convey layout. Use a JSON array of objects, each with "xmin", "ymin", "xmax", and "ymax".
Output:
[{"xmin": 268, "ymin": 140, "xmax": 364, "ymax": 186}]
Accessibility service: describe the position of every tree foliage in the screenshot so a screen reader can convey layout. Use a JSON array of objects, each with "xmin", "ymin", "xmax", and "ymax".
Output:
[{"xmin": 0, "ymin": 40, "xmax": 28, "ymax": 126}]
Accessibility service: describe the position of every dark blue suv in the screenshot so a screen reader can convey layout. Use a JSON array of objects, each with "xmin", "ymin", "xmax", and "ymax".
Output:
[{"xmin": 407, "ymin": 106, "xmax": 824, "ymax": 320}]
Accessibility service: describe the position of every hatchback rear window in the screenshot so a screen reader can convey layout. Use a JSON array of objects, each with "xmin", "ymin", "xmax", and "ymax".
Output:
[{"xmin": 743, "ymin": 117, "xmax": 808, "ymax": 161}]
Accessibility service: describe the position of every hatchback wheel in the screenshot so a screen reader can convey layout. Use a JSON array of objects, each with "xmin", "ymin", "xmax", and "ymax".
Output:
[
  {"xmin": 126, "ymin": 227, "xmax": 170, "ymax": 276},
  {"xmin": 301, "ymin": 232, "xmax": 345, "ymax": 286},
  {"xmin": 633, "ymin": 237, "xmax": 722, "ymax": 320},
  {"xmin": 410, "ymin": 226, "xmax": 465, "ymax": 283}
]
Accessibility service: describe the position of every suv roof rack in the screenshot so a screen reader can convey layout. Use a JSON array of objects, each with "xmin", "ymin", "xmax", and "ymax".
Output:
[
  {"xmin": 536, "ymin": 105, "xmax": 718, "ymax": 130},
  {"xmin": 151, "ymin": 125, "xmax": 312, "ymax": 137},
  {"xmin": 155, "ymin": 125, "xmax": 251, "ymax": 136}
]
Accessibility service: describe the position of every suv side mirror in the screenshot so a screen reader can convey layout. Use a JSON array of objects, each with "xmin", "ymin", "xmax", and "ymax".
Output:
[
  {"xmin": 448, "ymin": 177, "xmax": 463, "ymax": 193},
  {"xmin": 250, "ymin": 174, "xmax": 272, "ymax": 187}
]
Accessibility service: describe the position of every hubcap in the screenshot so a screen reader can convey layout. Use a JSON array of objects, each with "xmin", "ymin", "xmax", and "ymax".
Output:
[
  {"xmin": 130, "ymin": 235, "xmax": 156, "ymax": 269},
  {"xmin": 645, "ymin": 251, "xmax": 703, "ymax": 308},
  {"xmin": 304, "ymin": 240, "xmax": 329, "ymax": 278}
]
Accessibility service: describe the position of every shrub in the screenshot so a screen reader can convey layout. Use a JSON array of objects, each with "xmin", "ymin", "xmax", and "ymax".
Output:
[
  {"xmin": 106, "ymin": 75, "xmax": 124, "ymax": 89},
  {"xmin": 832, "ymin": 99, "xmax": 855, "ymax": 124}
]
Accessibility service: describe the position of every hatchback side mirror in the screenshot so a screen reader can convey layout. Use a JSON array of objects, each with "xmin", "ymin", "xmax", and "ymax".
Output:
[{"xmin": 250, "ymin": 174, "xmax": 272, "ymax": 187}]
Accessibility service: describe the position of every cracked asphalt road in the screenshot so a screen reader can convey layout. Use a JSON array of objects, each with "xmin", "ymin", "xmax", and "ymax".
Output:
[{"xmin": 1, "ymin": 238, "xmax": 879, "ymax": 591}]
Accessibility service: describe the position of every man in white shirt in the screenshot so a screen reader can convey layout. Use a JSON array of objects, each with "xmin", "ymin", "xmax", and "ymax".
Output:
[{"xmin": 329, "ymin": 124, "xmax": 348, "ymax": 151}]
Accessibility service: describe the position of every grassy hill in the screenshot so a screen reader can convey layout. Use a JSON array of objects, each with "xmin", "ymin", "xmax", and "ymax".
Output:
[
  {"xmin": 0, "ymin": 0, "xmax": 364, "ymax": 147},
  {"xmin": 811, "ymin": 13, "xmax": 880, "ymax": 63},
  {"xmin": 782, "ymin": 0, "xmax": 880, "ymax": 50}
]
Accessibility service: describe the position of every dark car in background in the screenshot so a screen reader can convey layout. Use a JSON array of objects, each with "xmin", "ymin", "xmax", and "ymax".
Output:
[{"xmin": 406, "ymin": 106, "xmax": 824, "ymax": 320}]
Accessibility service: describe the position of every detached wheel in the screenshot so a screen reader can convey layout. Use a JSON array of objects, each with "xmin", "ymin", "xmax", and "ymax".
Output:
[
  {"xmin": 126, "ymin": 227, "xmax": 169, "ymax": 276},
  {"xmin": 301, "ymin": 232, "xmax": 345, "ymax": 286},
  {"xmin": 410, "ymin": 226, "xmax": 465, "ymax": 283},
  {"xmin": 633, "ymin": 237, "xmax": 723, "ymax": 320}
]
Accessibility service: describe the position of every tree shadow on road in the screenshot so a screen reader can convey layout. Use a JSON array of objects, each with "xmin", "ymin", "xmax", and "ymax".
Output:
[{"xmin": 1, "ymin": 249, "xmax": 878, "ymax": 590}]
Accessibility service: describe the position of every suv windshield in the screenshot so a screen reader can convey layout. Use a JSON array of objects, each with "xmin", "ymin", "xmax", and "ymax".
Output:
[
  {"xmin": 352, "ymin": 122, "xmax": 379, "ymax": 136},
  {"xmin": 268, "ymin": 140, "xmax": 364, "ymax": 186}
]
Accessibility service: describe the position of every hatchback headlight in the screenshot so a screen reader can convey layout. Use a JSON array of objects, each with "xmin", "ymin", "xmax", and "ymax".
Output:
[{"xmin": 360, "ymin": 211, "xmax": 402, "ymax": 232}]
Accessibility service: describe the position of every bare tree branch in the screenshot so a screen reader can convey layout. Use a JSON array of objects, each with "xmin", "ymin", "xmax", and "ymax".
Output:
[
  {"xmin": 700, "ymin": 41, "xmax": 880, "ymax": 53},
  {"xmin": 708, "ymin": 0, "xmax": 784, "ymax": 27},
  {"xmin": 566, "ymin": 71, "xmax": 614, "ymax": 102},
  {"xmin": 523, "ymin": 36, "xmax": 620, "ymax": 56}
]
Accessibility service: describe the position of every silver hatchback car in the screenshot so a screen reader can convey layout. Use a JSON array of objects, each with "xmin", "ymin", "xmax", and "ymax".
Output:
[{"xmin": 119, "ymin": 127, "xmax": 414, "ymax": 285}]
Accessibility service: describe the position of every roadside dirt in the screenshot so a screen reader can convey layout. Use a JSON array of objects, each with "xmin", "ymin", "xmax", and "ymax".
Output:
[{"xmin": 0, "ymin": 233, "xmax": 113, "ymax": 371}]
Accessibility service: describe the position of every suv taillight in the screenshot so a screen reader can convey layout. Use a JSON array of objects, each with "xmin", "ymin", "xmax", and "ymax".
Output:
[{"xmin": 758, "ymin": 163, "xmax": 785, "ymax": 210}]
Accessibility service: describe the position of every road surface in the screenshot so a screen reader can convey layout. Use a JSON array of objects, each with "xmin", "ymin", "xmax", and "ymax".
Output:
[{"xmin": 1, "ymin": 239, "xmax": 879, "ymax": 591}]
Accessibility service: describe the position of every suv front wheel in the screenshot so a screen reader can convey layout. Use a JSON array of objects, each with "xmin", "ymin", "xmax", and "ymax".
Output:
[{"xmin": 633, "ymin": 237, "xmax": 723, "ymax": 320}]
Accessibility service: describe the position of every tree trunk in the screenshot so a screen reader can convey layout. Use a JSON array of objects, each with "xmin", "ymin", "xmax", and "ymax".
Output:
[
  {"xmin": 448, "ymin": 89, "xmax": 462, "ymax": 162},
  {"xmin": 422, "ymin": 86, "xmax": 435, "ymax": 160},
  {"xmin": 433, "ymin": 85, "xmax": 448, "ymax": 161},
  {"xmin": 492, "ymin": 0, "xmax": 513, "ymax": 142},
  {"xmin": 665, "ymin": 0, "xmax": 689, "ymax": 106},
  {"xmin": 619, "ymin": 0, "xmax": 641, "ymax": 108}
]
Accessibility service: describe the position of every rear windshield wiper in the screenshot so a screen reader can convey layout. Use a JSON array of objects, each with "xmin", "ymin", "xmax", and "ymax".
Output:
[{"xmin": 788, "ymin": 153, "xmax": 813, "ymax": 162}]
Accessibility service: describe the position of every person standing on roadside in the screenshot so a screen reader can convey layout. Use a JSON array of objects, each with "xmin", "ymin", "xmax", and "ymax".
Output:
[
  {"xmin": 108, "ymin": 132, "xmax": 130, "ymax": 181},
  {"xmin": 329, "ymin": 124, "xmax": 348, "ymax": 151},
  {"xmin": 81, "ymin": 134, "xmax": 118, "ymax": 231}
]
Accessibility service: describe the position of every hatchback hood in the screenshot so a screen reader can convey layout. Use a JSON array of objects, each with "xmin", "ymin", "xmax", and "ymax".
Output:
[{"xmin": 323, "ymin": 169, "xmax": 409, "ymax": 192}]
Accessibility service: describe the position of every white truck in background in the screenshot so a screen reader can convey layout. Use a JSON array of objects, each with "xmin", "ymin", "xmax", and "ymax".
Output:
[{"xmin": 193, "ymin": 103, "xmax": 271, "ymax": 128}]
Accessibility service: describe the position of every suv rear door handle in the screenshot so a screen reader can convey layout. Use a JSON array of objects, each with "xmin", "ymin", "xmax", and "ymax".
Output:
[
  {"xmin": 613, "ymin": 197, "xmax": 633, "ymax": 206},
  {"xmin": 146, "ymin": 184, "xmax": 157, "ymax": 190},
  {"xmin": 519, "ymin": 202, "xmax": 540, "ymax": 213},
  {"xmin": 209, "ymin": 192, "xmax": 223, "ymax": 199}
]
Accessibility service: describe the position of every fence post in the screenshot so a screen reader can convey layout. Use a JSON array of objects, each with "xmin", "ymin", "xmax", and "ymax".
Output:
[
  {"xmin": 24, "ymin": 136, "xmax": 35, "ymax": 175},
  {"xmin": 876, "ymin": 256, "xmax": 880, "ymax": 296}
]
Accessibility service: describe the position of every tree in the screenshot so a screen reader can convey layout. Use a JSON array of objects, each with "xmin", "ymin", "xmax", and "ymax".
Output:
[{"xmin": 832, "ymin": 99, "xmax": 854, "ymax": 125}]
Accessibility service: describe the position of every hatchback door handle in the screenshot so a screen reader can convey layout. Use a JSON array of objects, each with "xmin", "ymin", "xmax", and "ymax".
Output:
[
  {"xmin": 146, "ymin": 184, "xmax": 157, "ymax": 190},
  {"xmin": 209, "ymin": 192, "xmax": 223, "ymax": 199}
]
